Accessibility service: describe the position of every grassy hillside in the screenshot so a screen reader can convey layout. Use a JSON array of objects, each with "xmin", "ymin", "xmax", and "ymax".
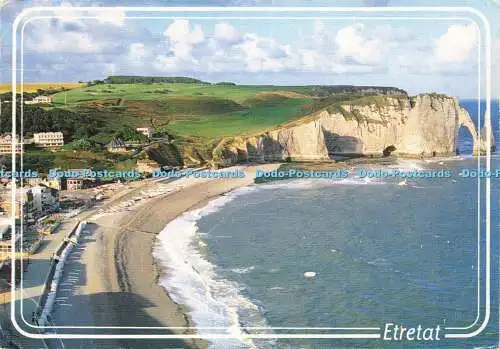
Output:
[
  {"xmin": 50, "ymin": 83, "xmax": 318, "ymax": 139},
  {"xmin": 1, "ymin": 78, "xmax": 407, "ymax": 169},
  {"xmin": 46, "ymin": 81, "xmax": 407, "ymax": 148},
  {"xmin": 51, "ymin": 83, "xmax": 314, "ymax": 105},
  {"xmin": 167, "ymin": 97, "xmax": 311, "ymax": 138}
]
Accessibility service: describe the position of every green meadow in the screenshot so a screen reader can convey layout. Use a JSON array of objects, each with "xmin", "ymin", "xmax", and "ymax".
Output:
[{"xmin": 51, "ymin": 83, "xmax": 315, "ymax": 139}]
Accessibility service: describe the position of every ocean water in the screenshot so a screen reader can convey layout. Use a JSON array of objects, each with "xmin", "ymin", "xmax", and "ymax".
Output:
[{"xmin": 154, "ymin": 99, "xmax": 499, "ymax": 349}]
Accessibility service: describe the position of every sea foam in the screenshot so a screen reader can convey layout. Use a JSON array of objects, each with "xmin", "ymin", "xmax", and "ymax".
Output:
[{"xmin": 153, "ymin": 186, "xmax": 269, "ymax": 348}]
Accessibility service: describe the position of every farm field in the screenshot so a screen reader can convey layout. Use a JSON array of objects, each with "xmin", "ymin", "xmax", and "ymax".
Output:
[{"xmin": 0, "ymin": 82, "xmax": 84, "ymax": 94}]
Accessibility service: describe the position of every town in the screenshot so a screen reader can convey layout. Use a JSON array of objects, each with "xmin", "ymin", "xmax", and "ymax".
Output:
[{"xmin": 0, "ymin": 93, "xmax": 179, "ymax": 295}]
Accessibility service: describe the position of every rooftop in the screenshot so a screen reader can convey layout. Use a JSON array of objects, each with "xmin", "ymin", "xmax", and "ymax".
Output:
[{"xmin": 107, "ymin": 138, "xmax": 126, "ymax": 148}]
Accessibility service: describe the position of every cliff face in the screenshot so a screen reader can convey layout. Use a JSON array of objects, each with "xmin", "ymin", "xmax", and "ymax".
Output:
[{"xmin": 214, "ymin": 94, "xmax": 487, "ymax": 165}]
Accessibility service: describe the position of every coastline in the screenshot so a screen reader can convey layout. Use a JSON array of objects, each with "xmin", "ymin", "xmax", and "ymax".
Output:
[
  {"xmin": 12, "ymin": 153, "xmax": 496, "ymax": 349},
  {"xmin": 49, "ymin": 164, "xmax": 280, "ymax": 349}
]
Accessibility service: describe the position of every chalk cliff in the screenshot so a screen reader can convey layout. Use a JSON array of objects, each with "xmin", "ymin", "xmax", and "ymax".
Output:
[{"xmin": 213, "ymin": 93, "xmax": 491, "ymax": 165}]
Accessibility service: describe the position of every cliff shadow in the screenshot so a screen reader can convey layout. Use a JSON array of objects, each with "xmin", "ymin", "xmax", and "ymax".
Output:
[
  {"xmin": 322, "ymin": 129, "xmax": 364, "ymax": 160},
  {"xmin": 247, "ymin": 134, "xmax": 287, "ymax": 162}
]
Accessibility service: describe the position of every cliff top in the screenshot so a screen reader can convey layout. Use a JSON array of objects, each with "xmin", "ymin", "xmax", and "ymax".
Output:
[{"xmin": 259, "ymin": 92, "xmax": 459, "ymax": 135}]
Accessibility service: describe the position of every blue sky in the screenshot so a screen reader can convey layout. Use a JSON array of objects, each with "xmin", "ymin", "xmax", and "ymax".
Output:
[{"xmin": 1, "ymin": 0, "xmax": 499, "ymax": 98}]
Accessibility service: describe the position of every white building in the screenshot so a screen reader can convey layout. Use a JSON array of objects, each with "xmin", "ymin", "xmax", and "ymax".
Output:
[
  {"xmin": 30, "ymin": 184, "xmax": 59, "ymax": 216},
  {"xmin": 33, "ymin": 132, "xmax": 64, "ymax": 149},
  {"xmin": 24, "ymin": 96, "xmax": 52, "ymax": 104},
  {"xmin": 136, "ymin": 127, "xmax": 155, "ymax": 138},
  {"xmin": 0, "ymin": 134, "xmax": 21, "ymax": 154}
]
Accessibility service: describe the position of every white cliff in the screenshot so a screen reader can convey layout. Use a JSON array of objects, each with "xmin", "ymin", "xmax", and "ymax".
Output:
[{"xmin": 214, "ymin": 93, "xmax": 490, "ymax": 165}]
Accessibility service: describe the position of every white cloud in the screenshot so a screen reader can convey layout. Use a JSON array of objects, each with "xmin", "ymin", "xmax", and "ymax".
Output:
[
  {"xmin": 165, "ymin": 20, "xmax": 204, "ymax": 44},
  {"xmin": 153, "ymin": 55, "xmax": 180, "ymax": 72},
  {"xmin": 335, "ymin": 24, "xmax": 387, "ymax": 65},
  {"xmin": 155, "ymin": 20, "xmax": 296, "ymax": 73},
  {"xmin": 214, "ymin": 22, "xmax": 240, "ymax": 44},
  {"xmin": 27, "ymin": 29, "xmax": 108, "ymax": 53},
  {"xmin": 298, "ymin": 49, "xmax": 322, "ymax": 70},
  {"xmin": 164, "ymin": 20, "xmax": 205, "ymax": 63},
  {"xmin": 433, "ymin": 24, "xmax": 477, "ymax": 64},
  {"xmin": 312, "ymin": 19, "xmax": 328, "ymax": 46},
  {"xmin": 54, "ymin": 2, "xmax": 125, "ymax": 26},
  {"xmin": 150, "ymin": 20, "xmax": 415, "ymax": 75},
  {"xmin": 24, "ymin": 5, "xmax": 130, "ymax": 54},
  {"xmin": 18, "ymin": 13, "xmax": 485, "ymax": 98},
  {"xmin": 234, "ymin": 34, "xmax": 293, "ymax": 72},
  {"xmin": 96, "ymin": 9, "xmax": 126, "ymax": 26},
  {"xmin": 127, "ymin": 43, "xmax": 150, "ymax": 65},
  {"xmin": 105, "ymin": 63, "xmax": 117, "ymax": 75},
  {"xmin": 494, "ymin": 38, "xmax": 500, "ymax": 96}
]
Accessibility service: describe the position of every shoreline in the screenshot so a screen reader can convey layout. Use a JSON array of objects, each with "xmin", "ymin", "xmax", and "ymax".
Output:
[
  {"xmin": 25, "ymin": 155, "xmax": 479, "ymax": 348},
  {"xmin": 48, "ymin": 164, "xmax": 280, "ymax": 349}
]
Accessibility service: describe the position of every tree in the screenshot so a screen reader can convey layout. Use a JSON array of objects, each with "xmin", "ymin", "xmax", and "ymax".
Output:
[
  {"xmin": 68, "ymin": 138, "xmax": 95, "ymax": 151},
  {"xmin": 114, "ymin": 125, "xmax": 147, "ymax": 142}
]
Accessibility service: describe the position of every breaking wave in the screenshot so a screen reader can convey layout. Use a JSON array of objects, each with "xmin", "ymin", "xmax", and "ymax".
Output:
[{"xmin": 153, "ymin": 186, "xmax": 272, "ymax": 348}]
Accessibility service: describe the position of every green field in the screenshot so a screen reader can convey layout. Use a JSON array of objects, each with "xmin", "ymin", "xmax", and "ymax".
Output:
[
  {"xmin": 2, "ymin": 79, "xmax": 406, "ymax": 169},
  {"xmin": 51, "ymin": 83, "xmax": 315, "ymax": 139},
  {"xmin": 51, "ymin": 83, "xmax": 313, "ymax": 104}
]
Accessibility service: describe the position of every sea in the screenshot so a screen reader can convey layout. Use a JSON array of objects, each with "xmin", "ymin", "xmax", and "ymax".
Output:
[{"xmin": 154, "ymin": 99, "xmax": 499, "ymax": 349}]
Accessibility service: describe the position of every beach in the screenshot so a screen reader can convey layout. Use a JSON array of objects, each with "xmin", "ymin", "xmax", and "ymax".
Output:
[{"xmin": 48, "ymin": 164, "xmax": 279, "ymax": 349}]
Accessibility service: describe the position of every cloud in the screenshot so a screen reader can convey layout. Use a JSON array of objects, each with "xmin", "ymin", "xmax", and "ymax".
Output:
[
  {"xmin": 95, "ymin": 9, "xmax": 126, "ymax": 26},
  {"xmin": 154, "ymin": 20, "xmax": 296, "ymax": 73},
  {"xmin": 433, "ymin": 24, "xmax": 477, "ymax": 64},
  {"xmin": 148, "ymin": 20, "xmax": 420, "ymax": 76},
  {"xmin": 127, "ymin": 43, "xmax": 150, "ymax": 65},
  {"xmin": 494, "ymin": 38, "xmax": 500, "ymax": 96},
  {"xmin": 238, "ymin": 34, "xmax": 292, "ymax": 72},
  {"xmin": 214, "ymin": 22, "xmax": 241, "ymax": 44},
  {"xmin": 334, "ymin": 23, "xmax": 409, "ymax": 66},
  {"xmin": 26, "ymin": 24, "xmax": 111, "ymax": 54},
  {"xmin": 164, "ymin": 19, "xmax": 204, "ymax": 44},
  {"xmin": 47, "ymin": 2, "xmax": 126, "ymax": 26},
  {"xmin": 17, "ymin": 5, "xmax": 156, "ymax": 81},
  {"xmin": 494, "ymin": 38, "xmax": 500, "ymax": 67},
  {"xmin": 335, "ymin": 24, "xmax": 383, "ymax": 65},
  {"xmin": 14, "ymin": 13, "xmax": 485, "ymax": 98},
  {"xmin": 163, "ymin": 19, "xmax": 205, "ymax": 62},
  {"xmin": 21, "ymin": 3, "xmax": 134, "ymax": 54},
  {"xmin": 153, "ymin": 55, "xmax": 180, "ymax": 72}
]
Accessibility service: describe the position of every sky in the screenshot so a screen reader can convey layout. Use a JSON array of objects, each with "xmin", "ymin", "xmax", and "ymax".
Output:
[{"xmin": 1, "ymin": 0, "xmax": 499, "ymax": 99}]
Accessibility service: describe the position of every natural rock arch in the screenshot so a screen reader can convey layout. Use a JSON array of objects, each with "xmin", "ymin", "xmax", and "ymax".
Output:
[
  {"xmin": 455, "ymin": 125, "xmax": 476, "ymax": 154},
  {"xmin": 456, "ymin": 108, "xmax": 480, "ymax": 155}
]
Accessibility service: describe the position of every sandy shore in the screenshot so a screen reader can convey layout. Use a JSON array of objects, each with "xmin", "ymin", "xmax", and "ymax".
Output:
[
  {"xmin": 1, "ymin": 178, "xmax": 171, "ymax": 349},
  {"xmin": 50, "ymin": 164, "xmax": 279, "ymax": 349}
]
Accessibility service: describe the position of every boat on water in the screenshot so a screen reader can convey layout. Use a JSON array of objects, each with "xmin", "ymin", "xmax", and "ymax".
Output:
[
  {"xmin": 304, "ymin": 271, "xmax": 316, "ymax": 278},
  {"xmin": 398, "ymin": 179, "xmax": 408, "ymax": 186}
]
